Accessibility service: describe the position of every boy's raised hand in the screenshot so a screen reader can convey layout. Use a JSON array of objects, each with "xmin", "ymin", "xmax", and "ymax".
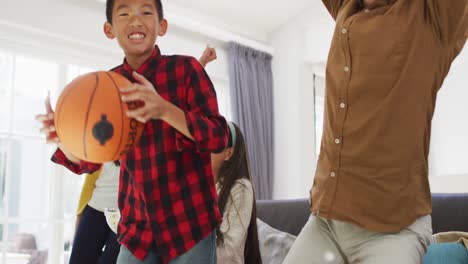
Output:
[
  {"xmin": 199, "ymin": 46, "xmax": 217, "ymax": 67},
  {"xmin": 120, "ymin": 71, "xmax": 169, "ymax": 123},
  {"xmin": 35, "ymin": 93, "xmax": 60, "ymax": 144}
]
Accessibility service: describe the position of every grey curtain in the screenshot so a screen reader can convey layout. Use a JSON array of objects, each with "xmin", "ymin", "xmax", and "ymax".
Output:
[{"xmin": 227, "ymin": 42, "xmax": 274, "ymax": 199}]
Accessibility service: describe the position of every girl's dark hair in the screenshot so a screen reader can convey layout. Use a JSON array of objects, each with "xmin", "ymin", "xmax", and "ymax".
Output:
[
  {"xmin": 106, "ymin": 0, "xmax": 164, "ymax": 24},
  {"xmin": 216, "ymin": 123, "xmax": 262, "ymax": 264}
]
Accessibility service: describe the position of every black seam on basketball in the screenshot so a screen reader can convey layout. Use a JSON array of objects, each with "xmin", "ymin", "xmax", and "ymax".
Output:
[
  {"xmin": 83, "ymin": 73, "xmax": 99, "ymax": 160},
  {"xmin": 106, "ymin": 72, "xmax": 125, "ymax": 160}
]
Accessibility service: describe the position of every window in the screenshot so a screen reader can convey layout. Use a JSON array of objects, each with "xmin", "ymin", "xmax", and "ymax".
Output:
[
  {"xmin": 12, "ymin": 56, "xmax": 58, "ymax": 136},
  {"xmin": 0, "ymin": 49, "xmax": 102, "ymax": 264},
  {"xmin": 0, "ymin": 52, "xmax": 59, "ymax": 264},
  {"xmin": 0, "ymin": 52, "xmax": 12, "ymax": 134}
]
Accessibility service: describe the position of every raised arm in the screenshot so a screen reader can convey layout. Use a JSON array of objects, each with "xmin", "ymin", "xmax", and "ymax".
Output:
[
  {"xmin": 322, "ymin": 0, "xmax": 345, "ymax": 20},
  {"xmin": 425, "ymin": 0, "xmax": 468, "ymax": 46}
]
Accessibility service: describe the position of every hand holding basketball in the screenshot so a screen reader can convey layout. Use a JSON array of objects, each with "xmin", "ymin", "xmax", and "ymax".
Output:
[
  {"xmin": 51, "ymin": 71, "xmax": 144, "ymax": 163},
  {"xmin": 36, "ymin": 93, "xmax": 60, "ymax": 145},
  {"xmin": 36, "ymin": 93, "xmax": 82, "ymax": 163},
  {"xmin": 120, "ymin": 71, "xmax": 169, "ymax": 123}
]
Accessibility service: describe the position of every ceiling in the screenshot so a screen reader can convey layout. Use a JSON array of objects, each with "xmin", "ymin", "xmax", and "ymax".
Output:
[{"xmin": 166, "ymin": 0, "xmax": 315, "ymax": 37}]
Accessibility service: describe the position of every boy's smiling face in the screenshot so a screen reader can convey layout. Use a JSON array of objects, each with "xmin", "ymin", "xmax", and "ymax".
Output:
[{"xmin": 104, "ymin": 0, "xmax": 167, "ymax": 63}]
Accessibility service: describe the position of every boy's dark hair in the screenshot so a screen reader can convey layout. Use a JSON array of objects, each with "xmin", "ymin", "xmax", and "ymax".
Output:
[
  {"xmin": 216, "ymin": 123, "xmax": 262, "ymax": 264},
  {"xmin": 106, "ymin": 0, "xmax": 164, "ymax": 24}
]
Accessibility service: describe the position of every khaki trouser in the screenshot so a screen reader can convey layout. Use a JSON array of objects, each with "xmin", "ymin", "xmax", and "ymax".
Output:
[{"xmin": 283, "ymin": 214, "xmax": 433, "ymax": 264}]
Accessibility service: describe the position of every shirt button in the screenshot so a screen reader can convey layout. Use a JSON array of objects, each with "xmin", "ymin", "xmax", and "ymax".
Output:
[
  {"xmin": 330, "ymin": 172, "xmax": 336, "ymax": 178},
  {"xmin": 335, "ymin": 138, "xmax": 341, "ymax": 144},
  {"xmin": 344, "ymin": 66, "xmax": 350, "ymax": 72},
  {"xmin": 341, "ymin": 28, "xmax": 348, "ymax": 34},
  {"xmin": 340, "ymin": 103, "xmax": 346, "ymax": 108}
]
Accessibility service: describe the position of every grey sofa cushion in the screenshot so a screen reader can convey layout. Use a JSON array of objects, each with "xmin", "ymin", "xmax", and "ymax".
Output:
[{"xmin": 257, "ymin": 218, "xmax": 296, "ymax": 264}]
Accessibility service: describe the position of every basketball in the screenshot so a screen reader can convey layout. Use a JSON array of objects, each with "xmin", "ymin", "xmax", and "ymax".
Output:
[{"xmin": 54, "ymin": 71, "xmax": 144, "ymax": 163}]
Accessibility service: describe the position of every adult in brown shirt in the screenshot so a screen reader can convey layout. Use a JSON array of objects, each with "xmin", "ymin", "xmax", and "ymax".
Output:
[{"xmin": 284, "ymin": 0, "xmax": 467, "ymax": 263}]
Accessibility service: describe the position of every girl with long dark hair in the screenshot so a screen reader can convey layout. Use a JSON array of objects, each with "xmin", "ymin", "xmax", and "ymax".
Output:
[{"xmin": 211, "ymin": 122, "xmax": 262, "ymax": 264}]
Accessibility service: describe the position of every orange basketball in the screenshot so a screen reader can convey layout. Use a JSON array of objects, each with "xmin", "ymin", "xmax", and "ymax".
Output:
[{"xmin": 55, "ymin": 71, "xmax": 144, "ymax": 163}]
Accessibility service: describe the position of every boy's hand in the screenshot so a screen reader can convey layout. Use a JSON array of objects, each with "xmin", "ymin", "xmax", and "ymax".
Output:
[
  {"xmin": 120, "ymin": 71, "xmax": 169, "ymax": 123},
  {"xmin": 35, "ymin": 93, "xmax": 82, "ymax": 164},
  {"xmin": 35, "ymin": 93, "xmax": 60, "ymax": 145},
  {"xmin": 199, "ymin": 46, "xmax": 217, "ymax": 67}
]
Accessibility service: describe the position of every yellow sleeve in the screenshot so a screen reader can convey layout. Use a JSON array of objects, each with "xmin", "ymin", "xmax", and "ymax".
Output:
[{"xmin": 76, "ymin": 169, "xmax": 101, "ymax": 216}]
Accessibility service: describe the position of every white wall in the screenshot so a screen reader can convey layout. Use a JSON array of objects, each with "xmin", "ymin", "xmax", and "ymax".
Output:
[
  {"xmin": 429, "ymin": 50, "xmax": 468, "ymax": 178},
  {"xmin": 270, "ymin": 20, "xmax": 303, "ymax": 199},
  {"xmin": 428, "ymin": 47, "xmax": 468, "ymax": 193},
  {"xmin": 270, "ymin": 5, "xmax": 334, "ymax": 199}
]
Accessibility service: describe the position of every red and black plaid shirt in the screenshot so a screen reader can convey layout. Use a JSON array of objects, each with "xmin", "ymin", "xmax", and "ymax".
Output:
[{"xmin": 52, "ymin": 46, "xmax": 228, "ymax": 263}]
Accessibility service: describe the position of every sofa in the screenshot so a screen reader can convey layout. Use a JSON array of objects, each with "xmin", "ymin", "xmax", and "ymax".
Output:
[{"xmin": 257, "ymin": 193, "xmax": 468, "ymax": 237}]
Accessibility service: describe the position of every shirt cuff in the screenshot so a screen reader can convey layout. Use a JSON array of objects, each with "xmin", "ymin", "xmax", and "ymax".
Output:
[
  {"xmin": 175, "ymin": 112, "xmax": 198, "ymax": 152},
  {"xmin": 51, "ymin": 148, "xmax": 100, "ymax": 174}
]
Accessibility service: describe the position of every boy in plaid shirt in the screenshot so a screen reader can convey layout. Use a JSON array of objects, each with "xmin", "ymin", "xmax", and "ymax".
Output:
[{"xmin": 37, "ymin": 0, "xmax": 228, "ymax": 263}]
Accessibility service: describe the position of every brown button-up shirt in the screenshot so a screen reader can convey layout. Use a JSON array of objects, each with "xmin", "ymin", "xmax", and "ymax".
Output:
[{"xmin": 312, "ymin": 0, "xmax": 468, "ymax": 232}]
